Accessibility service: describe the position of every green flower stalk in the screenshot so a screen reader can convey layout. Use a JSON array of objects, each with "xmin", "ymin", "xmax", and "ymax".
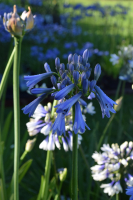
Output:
[
  {"xmin": 40, "ymin": 100, "xmax": 57, "ymax": 200},
  {"xmin": 72, "ymin": 105, "xmax": 78, "ymax": 200},
  {"xmin": 13, "ymin": 37, "xmax": 22, "ymax": 200}
]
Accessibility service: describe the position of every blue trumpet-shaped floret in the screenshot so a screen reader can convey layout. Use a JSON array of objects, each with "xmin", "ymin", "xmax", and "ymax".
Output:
[
  {"xmin": 73, "ymin": 101, "xmax": 90, "ymax": 134},
  {"xmin": 24, "ymin": 72, "xmax": 54, "ymax": 89},
  {"xmin": 31, "ymin": 88, "xmax": 54, "ymax": 94},
  {"xmin": 22, "ymin": 93, "xmax": 48, "ymax": 117},
  {"xmin": 55, "ymin": 83, "xmax": 75, "ymax": 100},
  {"xmin": 52, "ymin": 113, "xmax": 65, "ymax": 136},
  {"xmin": 55, "ymin": 92, "xmax": 82, "ymax": 115},
  {"xmin": 94, "ymin": 85, "xmax": 117, "ymax": 118}
]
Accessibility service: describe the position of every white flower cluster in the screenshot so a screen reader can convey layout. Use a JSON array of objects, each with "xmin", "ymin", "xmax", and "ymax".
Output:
[
  {"xmin": 26, "ymin": 102, "xmax": 83, "ymax": 151},
  {"xmin": 91, "ymin": 141, "xmax": 133, "ymax": 196},
  {"xmin": 110, "ymin": 45, "xmax": 133, "ymax": 83}
]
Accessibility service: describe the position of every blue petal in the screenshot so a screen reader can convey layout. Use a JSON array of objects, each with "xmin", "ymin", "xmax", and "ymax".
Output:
[
  {"xmin": 73, "ymin": 101, "xmax": 90, "ymax": 134},
  {"xmin": 31, "ymin": 88, "xmax": 54, "ymax": 94},
  {"xmin": 51, "ymin": 113, "xmax": 65, "ymax": 136},
  {"xmin": 55, "ymin": 92, "xmax": 82, "ymax": 115},
  {"xmin": 78, "ymin": 98, "xmax": 87, "ymax": 106},
  {"xmin": 24, "ymin": 72, "xmax": 54, "ymax": 89},
  {"xmin": 22, "ymin": 93, "xmax": 47, "ymax": 117},
  {"xmin": 55, "ymin": 83, "xmax": 75, "ymax": 100}
]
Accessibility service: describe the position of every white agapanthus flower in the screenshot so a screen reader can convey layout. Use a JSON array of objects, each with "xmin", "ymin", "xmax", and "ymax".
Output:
[
  {"xmin": 110, "ymin": 45, "xmax": 133, "ymax": 83},
  {"xmin": 110, "ymin": 54, "xmax": 119, "ymax": 65},
  {"xmin": 91, "ymin": 141, "xmax": 133, "ymax": 196},
  {"xmin": 83, "ymin": 102, "xmax": 96, "ymax": 115},
  {"xmin": 26, "ymin": 102, "xmax": 83, "ymax": 151}
]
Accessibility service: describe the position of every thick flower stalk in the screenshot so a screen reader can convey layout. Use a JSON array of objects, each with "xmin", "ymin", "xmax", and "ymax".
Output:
[{"xmin": 91, "ymin": 141, "xmax": 133, "ymax": 196}]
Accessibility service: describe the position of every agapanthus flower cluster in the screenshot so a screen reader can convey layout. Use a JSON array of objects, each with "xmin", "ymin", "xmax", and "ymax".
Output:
[
  {"xmin": 110, "ymin": 45, "xmax": 133, "ymax": 83},
  {"xmin": 26, "ymin": 102, "xmax": 83, "ymax": 151},
  {"xmin": 22, "ymin": 49, "xmax": 116, "ymax": 136},
  {"xmin": 3, "ymin": 5, "xmax": 35, "ymax": 37},
  {"xmin": 91, "ymin": 141, "xmax": 133, "ymax": 196}
]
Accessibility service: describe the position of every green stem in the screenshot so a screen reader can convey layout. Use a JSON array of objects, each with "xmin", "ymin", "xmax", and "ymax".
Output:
[
  {"xmin": 116, "ymin": 193, "xmax": 119, "ymax": 200},
  {"xmin": 0, "ymin": 134, "xmax": 6, "ymax": 200},
  {"xmin": 54, "ymin": 182, "xmax": 62, "ymax": 200},
  {"xmin": 41, "ymin": 100, "xmax": 57, "ymax": 200},
  {"xmin": 13, "ymin": 37, "xmax": 22, "ymax": 200},
  {"xmin": 0, "ymin": 83, "xmax": 8, "ymax": 200},
  {"xmin": 42, "ymin": 150, "xmax": 52, "ymax": 200},
  {"xmin": 20, "ymin": 151, "xmax": 28, "ymax": 161},
  {"xmin": 115, "ymin": 79, "xmax": 122, "ymax": 100},
  {"xmin": 72, "ymin": 105, "xmax": 78, "ymax": 200},
  {"xmin": 117, "ymin": 81, "xmax": 125, "ymax": 141},
  {"xmin": 0, "ymin": 47, "xmax": 15, "ymax": 100},
  {"xmin": 97, "ymin": 113, "xmax": 115, "ymax": 151}
]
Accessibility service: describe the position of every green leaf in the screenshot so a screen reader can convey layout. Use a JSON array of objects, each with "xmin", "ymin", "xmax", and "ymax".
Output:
[
  {"xmin": 2, "ymin": 111, "xmax": 12, "ymax": 142},
  {"xmin": 7, "ymin": 159, "xmax": 33, "ymax": 199},
  {"xmin": 0, "ymin": 179, "xmax": 4, "ymax": 200},
  {"xmin": 19, "ymin": 159, "xmax": 33, "ymax": 182},
  {"xmin": 37, "ymin": 176, "xmax": 45, "ymax": 200},
  {"xmin": 0, "ymin": 142, "xmax": 4, "ymax": 156}
]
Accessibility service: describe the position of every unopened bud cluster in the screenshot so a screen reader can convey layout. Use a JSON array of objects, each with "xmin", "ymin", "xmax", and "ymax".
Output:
[{"xmin": 3, "ymin": 5, "xmax": 35, "ymax": 37}]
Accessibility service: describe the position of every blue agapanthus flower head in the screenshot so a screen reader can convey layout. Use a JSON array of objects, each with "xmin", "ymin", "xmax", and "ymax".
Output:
[{"xmin": 23, "ymin": 49, "xmax": 117, "ymax": 136}]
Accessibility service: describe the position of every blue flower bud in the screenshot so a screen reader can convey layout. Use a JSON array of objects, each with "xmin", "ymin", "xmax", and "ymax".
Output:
[
  {"xmin": 78, "ymin": 55, "xmax": 82, "ymax": 64},
  {"xmin": 60, "ymin": 79, "xmax": 68, "ymax": 89},
  {"xmin": 73, "ymin": 53, "xmax": 78, "ymax": 64},
  {"xmin": 79, "ymin": 65, "xmax": 84, "ymax": 72},
  {"xmin": 66, "ymin": 76, "xmax": 72, "ymax": 85},
  {"xmin": 60, "ymin": 63, "xmax": 65, "ymax": 72},
  {"xmin": 94, "ymin": 64, "xmax": 101, "ymax": 81},
  {"xmin": 85, "ymin": 63, "xmax": 90, "ymax": 69},
  {"xmin": 89, "ymin": 80, "xmax": 96, "ymax": 92},
  {"xmin": 83, "ymin": 49, "xmax": 89, "ymax": 63},
  {"xmin": 69, "ymin": 64, "xmax": 74, "ymax": 74},
  {"xmin": 55, "ymin": 57, "xmax": 60, "ymax": 72},
  {"xmin": 51, "ymin": 75, "xmax": 57, "ymax": 88},
  {"xmin": 81, "ymin": 72, "xmax": 86, "ymax": 83},
  {"xmin": 67, "ymin": 63, "xmax": 69, "ymax": 70},
  {"xmin": 73, "ymin": 71, "xmax": 79, "ymax": 84},
  {"xmin": 82, "ymin": 79, "xmax": 89, "ymax": 94},
  {"xmin": 44, "ymin": 62, "xmax": 51, "ymax": 72},
  {"xmin": 86, "ymin": 69, "xmax": 91, "ymax": 79},
  {"xmin": 68, "ymin": 54, "xmax": 73, "ymax": 64},
  {"xmin": 61, "ymin": 72, "xmax": 67, "ymax": 79}
]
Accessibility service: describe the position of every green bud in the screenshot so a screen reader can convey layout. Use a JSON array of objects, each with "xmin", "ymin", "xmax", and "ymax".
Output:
[
  {"xmin": 59, "ymin": 168, "xmax": 67, "ymax": 182},
  {"xmin": 25, "ymin": 138, "xmax": 36, "ymax": 152},
  {"xmin": 114, "ymin": 96, "xmax": 123, "ymax": 111}
]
